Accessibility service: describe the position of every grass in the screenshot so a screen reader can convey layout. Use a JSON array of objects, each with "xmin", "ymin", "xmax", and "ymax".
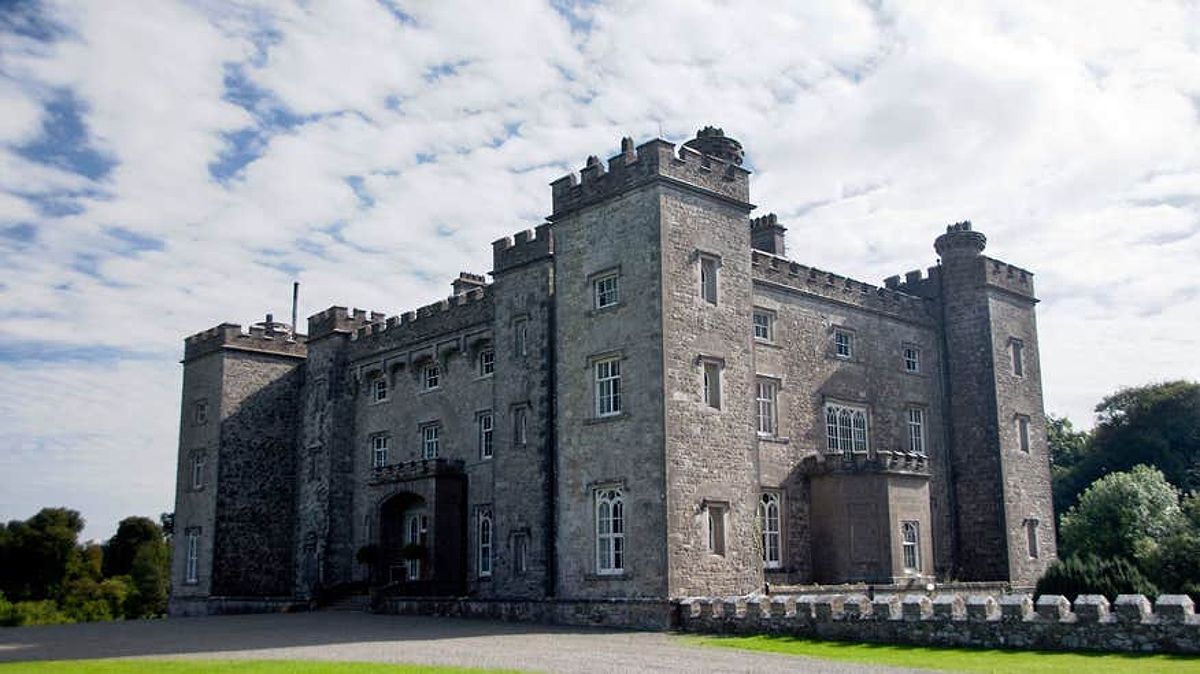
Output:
[
  {"xmin": 0, "ymin": 661, "xmax": 519, "ymax": 674},
  {"xmin": 685, "ymin": 634, "xmax": 1200, "ymax": 673}
]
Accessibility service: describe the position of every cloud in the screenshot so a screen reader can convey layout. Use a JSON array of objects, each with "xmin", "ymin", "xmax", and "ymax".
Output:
[{"xmin": 0, "ymin": 0, "xmax": 1198, "ymax": 540}]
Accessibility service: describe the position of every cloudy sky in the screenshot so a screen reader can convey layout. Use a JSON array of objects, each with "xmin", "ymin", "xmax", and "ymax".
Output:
[{"xmin": 1, "ymin": 0, "xmax": 1198, "ymax": 541}]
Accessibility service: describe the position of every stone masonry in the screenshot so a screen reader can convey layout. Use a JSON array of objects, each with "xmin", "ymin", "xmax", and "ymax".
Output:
[{"xmin": 170, "ymin": 126, "xmax": 1057, "ymax": 623}]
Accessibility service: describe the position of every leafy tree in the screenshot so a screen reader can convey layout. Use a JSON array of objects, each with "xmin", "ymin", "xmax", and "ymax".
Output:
[
  {"xmin": 103, "ymin": 516, "xmax": 162, "ymax": 578},
  {"xmin": 124, "ymin": 537, "xmax": 169, "ymax": 618},
  {"xmin": 0, "ymin": 508, "xmax": 85, "ymax": 601},
  {"xmin": 1035, "ymin": 555, "xmax": 1159, "ymax": 601},
  {"xmin": 1058, "ymin": 381, "xmax": 1200, "ymax": 511},
  {"xmin": 1059, "ymin": 465, "xmax": 1183, "ymax": 564},
  {"xmin": 1048, "ymin": 414, "xmax": 1091, "ymax": 470}
]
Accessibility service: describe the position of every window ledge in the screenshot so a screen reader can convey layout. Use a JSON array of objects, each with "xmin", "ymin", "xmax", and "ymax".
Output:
[
  {"xmin": 584, "ymin": 572, "xmax": 631, "ymax": 581},
  {"xmin": 754, "ymin": 340, "xmax": 780, "ymax": 349},
  {"xmin": 417, "ymin": 387, "xmax": 441, "ymax": 396},
  {"xmin": 757, "ymin": 435, "xmax": 790, "ymax": 444},
  {"xmin": 588, "ymin": 303, "xmax": 624, "ymax": 317},
  {"xmin": 585, "ymin": 412, "xmax": 629, "ymax": 425}
]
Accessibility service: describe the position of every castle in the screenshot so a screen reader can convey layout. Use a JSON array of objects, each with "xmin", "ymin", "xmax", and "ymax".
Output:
[{"xmin": 170, "ymin": 127, "xmax": 1057, "ymax": 620}]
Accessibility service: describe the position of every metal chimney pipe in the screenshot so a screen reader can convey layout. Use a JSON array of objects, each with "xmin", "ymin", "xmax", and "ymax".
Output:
[{"xmin": 291, "ymin": 282, "xmax": 299, "ymax": 338}]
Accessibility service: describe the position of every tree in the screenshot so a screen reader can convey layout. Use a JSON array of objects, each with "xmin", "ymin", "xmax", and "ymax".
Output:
[
  {"xmin": 103, "ymin": 517, "xmax": 162, "ymax": 578},
  {"xmin": 1059, "ymin": 465, "xmax": 1183, "ymax": 564},
  {"xmin": 1059, "ymin": 381, "xmax": 1200, "ymax": 511},
  {"xmin": 124, "ymin": 537, "xmax": 169, "ymax": 618},
  {"xmin": 0, "ymin": 508, "xmax": 85, "ymax": 601},
  {"xmin": 1035, "ymin": 555, "xmax": 1159, "ymax": 601}
]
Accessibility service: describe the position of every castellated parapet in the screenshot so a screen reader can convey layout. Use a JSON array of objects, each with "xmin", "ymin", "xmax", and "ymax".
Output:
[
  {"xmin": 183, "ymin": 321, "xmax": 307, "ymax": 363},
  {"xmin": 549, "ymin": 137, "xmax": 751, "ymax": 219},
  {"xmin": 307, "ymin": 307, "xmax": 386, "ymax": 341},
  {"xmin": 347, "ymin": 286, "xmax": 493, "ymax": 359},
  {"xmin": 492, "ymin": 222, "xmax": 553, "ymax": 274}
]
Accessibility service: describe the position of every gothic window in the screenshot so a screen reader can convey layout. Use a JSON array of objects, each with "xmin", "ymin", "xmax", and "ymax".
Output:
[
  {"xmin": 185, "ymin": 528, "xmax": 200, "ymax": 583},
  {"xmin": 825, "ymin": 403, "xmax": 868, "ymax": 456},
  {"xmin": 595, "ymin": 357, "xmax": 622, "ymax": 417},
  {"xmin": 193, "ymin": 399, "xmax": 209, "ymax": 425},
  {"xmin": 760, "ymin": 493, "xmax": 781, "ymax": 569},
  {"xmin": 594, "ymin": 272, "xmax": 620, "ymax": 309},
  {"xmin": 479, "ymin": 349, "xmax": 495, "ymax": 377},
  {"xmin": 901, "ymin": 521, "xmax": 920, "ymax": 572},
  {"xmin": 907, "ymin": 407, "xmax": 926, "ymax": 454},
  {"xmin": 478, "ymin": 509, "xmax": 493, "ymax": 578},
  {"xmin": 514, "ymin": 318, "xmax": 528, "ymax": 357},
  {"xmin": 513, "ymin": 533, "xmax": 529, "ymax": 575},
  {"xmin": 756, "ymin": 379, "xmax": 778, "ymax": 436},
  {"xmin": 371, "ymin": 435, "xmax": 389, "ymax": 468},
  {"xmin": 421, "ymin": 424, "xmax": 440, "ymax": 459},
  {"xmin": 595, "ymin": 487, "xmax": 624, "ymax": 575},
  {"xmin": 479, "ymin": 412, "xmax": 494, "ymax": 459},
  {"xmin": 513, "ymin": 406, "xmax": 528, "ymax": 445}
]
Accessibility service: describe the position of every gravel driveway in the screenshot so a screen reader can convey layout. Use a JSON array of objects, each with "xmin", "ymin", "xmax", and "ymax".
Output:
[{"xmin": 0, "ymin": 611, "xmax": 936, "ymax": 673}]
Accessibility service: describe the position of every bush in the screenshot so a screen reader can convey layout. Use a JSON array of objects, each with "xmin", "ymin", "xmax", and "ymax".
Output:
[
  {"xmin": 1035, "ymin": 555, "xmax": 1159, "ymax": 601},
  {"xmin": 4, "ymin": 600, "xmax": 72, "ymax": 626}
]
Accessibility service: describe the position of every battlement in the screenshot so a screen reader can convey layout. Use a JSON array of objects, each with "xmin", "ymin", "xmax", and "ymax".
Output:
[
  {"xmin": 750, "ymin": 212, "xmax": 787, "ymax": 255},
  {"xmin": 983, "ymin": 256, "xmax": 1036, "ymax": 299},
  {"xmin": 346, "ymin": 285, "xmax": 493, "ymax": 358},
  {"xmin": 492, "ymin": 223, "xmax": 553, "ymax": 274},
  {"xmin": 751, "ymin": 250, "xmax": 934, "ymax": 324},
  {"xmin": 803, "ymin": 447, "xmax": 929, "ymax": 476},
  {"xmin": 307, "ymin": 306, "xmax": 387, "ymax": 341},
  {"xmin": 183, "ymin": 321, "xmax": 307, "ymax": 363},
  {"xmin": 884, "ymin": 266, "xmax": 942, "ymax": 299},
  {"xmin": 678, "ymin": 593, "xmax": 1200, "ymax": 654},
  {"xmin": 549, "ymin": 134, "xmax": 752, "ymax": 219}
]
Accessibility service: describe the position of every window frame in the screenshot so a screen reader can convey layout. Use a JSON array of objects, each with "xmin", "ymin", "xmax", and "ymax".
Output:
[
  {"xmin": 907, "ymin": 407, "xmax": 926, "ymax": 454},
  {"xmin": 825, "ymin": 402, "xmax": 870, "ymax": 456},
  {"xmin": 479, "ymin": 411, "xmax": 494, "ymax": 459},
  {"xmin": 702, "ymin": 360, "xmax": 722, "ymax": 409},
  {"xmin": 421, "ymin": 424, "xmax": 440, "ymax": 459},
  {"xmin": 1010, "ymin": 338, "xmax": 1025, "ymax": 377},
  {"xmin": 903, "ymin": 344, "xmax": 921, "ymax": 373},
  {"xmin": 699, "ymin": 253, "xmax": 720, "ymax": 304},
  {"xmin": 706, "ymin": 502, "xmax": 727, "ymax": 556},
  {"xmin": 514, "ymin": 318, "xmax": 528, "ymax": 357},
  {"xmin": 193, "ymin": 399, "xmax": 209, "ymax": 426},
  {"xmin": 371, "ymin": 434, "xmax": 389, "ymax": 468},
  {"xmin": 513, "ymin": 406, "xmax": 528, "ymax": 446},
  {"xmin": 594, "ymin": 356, "xmax": 622, "ymax": 418},
  {"xmin": 752, "ymin": 309, "xmax": 775, "ymax": 343},
  {"xmin": 513, "ymin": 533, "xmax": 529, "ymax": 575},
  {"xmin": 593, "ymin": 271, "xmax": 620, "ymax": 310},
  {"xmin": 901, "ymin": 520, "xmax": 921, "ymax": 572},
  {"xmin": 478, "ymin": 509, "xmax": 493, "ymax": 578},
  {"xmin": 1025, "ymin": 518, "xmax": 1040, "ymax": 559},
  {"xmin": 760, "ymin": 492, "xmax": 782, "ymax": 569},
  {"xmin": 1016, "ymin": 414, "xmax": 1031, "ymax": 453},
  {"xmin": 756, "ymin": 378, "xmax": 778, "ymax": 436},
  {"xmin": 185, "ymin": 528, "xmax": 200, "ymax": 584},
  {"xmin": 190, "ymin": 451, "xmax": 205, "ymax": 490},
  {"xmin": 372, "ymin": 376, "xmax": 389, "ymax": 403},
  {"xmin": 834, "ymin": 329, "xmax": 854, "ymax": 360},
  {"xmin": 422, "ymin": 363, "xmax": 440, "ymax": 391},
  {"xmin": 479, "ymin": 349, "xmax": 495, "ymax": 377},
  {"xmin": 595, "ymin": 486, "xmax": 625, "ymax": 575}
]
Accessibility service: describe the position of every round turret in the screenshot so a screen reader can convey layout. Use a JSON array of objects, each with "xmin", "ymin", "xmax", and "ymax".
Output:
[
  {"xmin": 934, "ymin": 221, "xmax": 986, "ymax": 259},
  {"xmin": 682, "ymin": 126, "xmax": 744, "ymax": 165}
]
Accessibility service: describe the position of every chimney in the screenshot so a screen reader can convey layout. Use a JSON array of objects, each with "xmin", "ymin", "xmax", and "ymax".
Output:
[{"xmin": 452, "ymin": 272, "xmax": 488, "ymax": 295}]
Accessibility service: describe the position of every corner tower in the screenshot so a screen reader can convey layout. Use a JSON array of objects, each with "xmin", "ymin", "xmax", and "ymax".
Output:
[{"xmin": 933, "ymin": 222, "xmax": 1056, "ymax": 584}]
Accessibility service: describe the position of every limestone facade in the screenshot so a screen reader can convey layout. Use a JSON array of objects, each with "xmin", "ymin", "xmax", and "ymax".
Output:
[{"xmin": 170, "ymin": 127, "xmax": 1057, "ymax": 617}]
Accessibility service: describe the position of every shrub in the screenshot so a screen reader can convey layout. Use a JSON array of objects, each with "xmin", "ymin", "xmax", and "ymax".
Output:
[
  {"xmin": 1035, "ymin": 555, "xmax": 1159, "ymax": 601},
  {"xmin": 5, "ymin": 600, "xmax": 71, "ymax": 626}
]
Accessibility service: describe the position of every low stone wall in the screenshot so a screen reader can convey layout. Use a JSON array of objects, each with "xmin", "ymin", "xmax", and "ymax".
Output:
[
  {"xmin": 168, "ymin": 596, "xmax": 309, "ymax": 617},
  {"xmin": 377, "ymin": 596, "xmax": 675, "ymax": 630},
  {"xmin": 677, "ymin": 593, "xmax": 1200, "ymax": 654}
]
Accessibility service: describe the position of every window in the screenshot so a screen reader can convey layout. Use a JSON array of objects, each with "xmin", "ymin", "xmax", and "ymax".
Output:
[
  {"xmin": 372, "ymin": 377, "xmax": 388, "ymax": 402},
  {"xmin": 191, "ymin": 452, "xmax": 205, "ymax": 489},
  {"xmin": 706, "ymin": 503, "xmax": 726, "ymax": 556},
  {"xmin": 702, "ymin": 361, "xmax": 721, "ymax": 409},
  {"xmin": 901, "ymin": 521, "xmax": 920, "ymax": 572},
  {"xmin": 595, "ymin": 357, "xmax": 622, "ymax": 417},
  {"xmin": 371, "ymin": 435, "xmax": 389, "ymax": 468},
  {"xmin": 423, "ymin": 363, "xmax": 440, "ymax": 390},
  {"xmin": 834, "ymin": 329, "xmax": 853, "ymax": 359},
  {"xmin": 756, "ymin": 379, "xmax": 778, "ymax": 436},
  {"xmin": 903, "ymin": 345, "xmax": 920, "ymax": 373},
  {"xmin": 1025, "ymin": 518, "xmax": 1040, "ymax": 559},
  {"xmin": 907, "ymin": 407, "xmax": 925, "ymax": 454},
  {"xmin": 479, "ymin": 412, "xmax": 494, "ymax": 459},
  {"xmin": 515, "ymin": 319, "xmax": 528, "ymax": 356},
  {"xmin": 594, "ymin": 272, "xmax": 620, "ymax": 309},
  {"xmin": 185, "ymin": 529, "xmax": 200, "ymax": 583},
  {"xmin": 752, "ymin": 310, "xmax": 774, "ymax": 342},
  {"xmin": 699, "ymin": 255, "xmax": 719, "ymax": 304},
  {"xmin": 421, "ymin": 425, "xmax": 440, "ymax": 459},
  {"xmin": 513, "ymin": 407, "xmax": 528, "ymax": 445},
  {"xmin": 1010, "ymin": 338, "xmax": 1025, "ymax": 377},
  {"xmin": 825, "ymin": 403, "xmax": 869, "ymax": 456},
  {"xmin": 513, "ymin": 533, "xmax": 529, "ymax": 574},
  {"xmin": 479, "ymin": 349, "xmax": 495, "ymax": 377},
  {"xmin": 595, "ymin": 487, "xmax": 624, "ymax": 574},
  {"xmin": 761, "ymin": 493, "xmax": 781, "ymax": 569},
  {"xmin": 405, "ymin": 513, "xmax": 427, "ymax": 580},
  {"xmin": 478, "ymin": 509, "xmax": 493, "ymax": 578},
  {"xmin": 193, "ymin": 399, "xmax": 209, "ymax": 425},
  {"xmin": 1016, "ymin": 415, "xmax": 1031, "ymax": 453}
]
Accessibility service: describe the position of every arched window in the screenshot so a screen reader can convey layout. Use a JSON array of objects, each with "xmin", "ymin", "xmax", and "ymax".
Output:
[
  {"xmin": 901, "ymin": 521, "xmax": 920, "ymax": 572},
  {"xmin": 595, "ymin": 487, "xmax": 624, "ymax": 574},
  {"xmin": 825, "ymin": 403, "xmax": 870, "ymax": 456},
  {"xmin": 478, "ymin": 509, "xmax": 493, "ymax": 578},
  {"xmin": 838, "ymin": 409, "xmax": 854, "ymax": 454},
  {"xmin": 405, "ymin": 513, "xmax": 423, "ymax": 580},
  {"xmin": 760, "ymin": 493, "xmax": 781, "ymax": 569}
]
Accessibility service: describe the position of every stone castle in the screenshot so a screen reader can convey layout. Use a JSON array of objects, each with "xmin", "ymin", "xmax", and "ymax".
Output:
[{"xmin": 170, "ymin": 127, "xmax": 1057, "ymax": 620}]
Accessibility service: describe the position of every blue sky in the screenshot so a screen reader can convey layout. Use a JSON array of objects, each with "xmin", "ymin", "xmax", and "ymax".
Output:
[{"xmin": 1, "ymin": 0, "xmax": 1198, "ymax": 541}]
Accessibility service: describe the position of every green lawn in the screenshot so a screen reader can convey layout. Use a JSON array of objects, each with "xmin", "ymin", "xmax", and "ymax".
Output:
[
  {"xmin": 0, "ymin": 661, "xmax": 519, "ymax": 674},
  {"xmin": 685, "ymin": 634, "xmax": 1200, "ymax": 673}
]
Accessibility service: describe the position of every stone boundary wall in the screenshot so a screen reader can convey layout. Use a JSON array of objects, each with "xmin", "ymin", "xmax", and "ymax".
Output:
[
  {"xmin": 377, "ymin": 596, "xmax": 675, "ymax": 630},
  {"xmin": 168, "ymin": 596, "xmax": 309, "ymax": 617},
  {"xmin": 678, "ymin": 593, "xmax": 1200, "ymax": 654}
]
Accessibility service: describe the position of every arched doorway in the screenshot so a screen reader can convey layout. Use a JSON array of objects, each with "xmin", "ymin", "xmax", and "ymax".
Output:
[{"xmin": 379, "ymin": 492, "xmax": 427, "ymax": 586}]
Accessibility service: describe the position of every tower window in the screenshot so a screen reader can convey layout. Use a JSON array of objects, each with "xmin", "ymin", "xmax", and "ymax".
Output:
[
  {"xmin": 513, "ymin": 533, "xmax": 529, "ymax": 574},
  {"xmin": 372, "ymin": 377, "xmax": 388, "ymax": 403},
  {"xmin": 423, "ymin": 364, "xmax": 440, "ymax": 390},
  {"xmin": 479, "ymin": 349, "xmax": 495, "ymax": 377},
  {"xmin": 699, "ymin": 255, "xmax": 719, "ymax": 304},
  {"xmin": 756, "ymin": 379, "xmax": 777, "ymax": 436},
  {"xmin": 193, "ymin": 399, "xmax": 209, "ymax": 425},
  {"xmin": 752, "ymin": 310, "xmax": 774, "ymax": 342},
  {"xmin": 706, "ymin": 503, "xmax": 726, "ymax": 556},
  {"xmin": 421, "ymin": 424, "xmax": 440, "ymax": 459},
  {"xmin": 513, "ymin": 406, "xmax": 528, "ymax": 445},
  {"xmin": 514, "ymin": 319, "xmax": 528, "ymax": 357},
  {"xmin": 901, "ymin": 521, "xmax": 920, "ymax": 572},
  {"xmin": 903, "ymin": 345, "xmax": 920, "ymax": 373},
  {"xmin": 595, "ymin": 487, "xmax": 625, "ymax": 575},
  {"xmin": 371, "ymin": 435, "xmax": 389, "ymax": 468},
  {"xmin": 479, "ymin": 412, "xmax": 494, "ymax": 459},
  {"xmin": 1010, "ymin": 338, "xmax": 1025, "ymax": 377},
  {"xmin": 1025, "ymin": 518, "xmax": 1040, "ymax": 559},
  {"xmin": 834, "ymin": 330, "xmax": 853, "ymax": 359},
  {"xmin": 185, "ymin": 528, "xmax": 200, "ymax": 583},
  {"xmin": 595, "ymin": 357, "xmax": 622, "ymax": 417},
  {"xmin": 1016, "ymin": 415, "xmax": 1031, "ymax": 453},
  {"xmin": 907, "ymin": 407, "xmax": 925, "ymax": 454},
  {"xmin": 478, "ymin": 509, "xmax": 493, "ymax": 578},
  {"xmin": 702, "ymin": 361, "xmax": 721, "ymax": 409},
  {"xmin": 190, "ymin": 452, "xmax": 206, "ymax": 489},
  {"xmin": 760, "ymin": 493, "xmax": 781, "ymax": 568},
  {"xmin": 594, "ymin": 272, "xmax": 620, "ymax": 309}
]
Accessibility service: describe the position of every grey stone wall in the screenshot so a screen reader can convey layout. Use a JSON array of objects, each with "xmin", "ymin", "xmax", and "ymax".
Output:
[
  {"xmin": 679, "ymin": 593, "xmax": 1200, "ymax": 655},
  {"xmin": 171, "ymin": 349, "xmax": 223, "ymax": 603}
]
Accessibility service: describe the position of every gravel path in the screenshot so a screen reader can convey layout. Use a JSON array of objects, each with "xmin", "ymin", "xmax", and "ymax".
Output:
[{"xmin": 0, "ymin": 611, "xmax": 937, "ymax": 673}]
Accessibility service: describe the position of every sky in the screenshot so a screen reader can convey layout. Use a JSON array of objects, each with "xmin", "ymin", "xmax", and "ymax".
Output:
[{"xmin": 1, "ymin": 0, "xmax": 1198, "ymax": 542}]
